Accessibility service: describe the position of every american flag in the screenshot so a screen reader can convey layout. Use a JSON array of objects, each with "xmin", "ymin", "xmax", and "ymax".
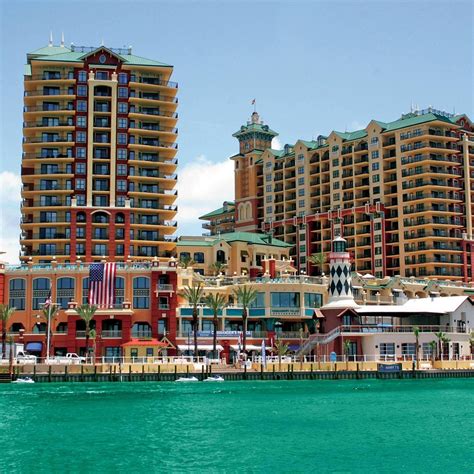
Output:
[
  {"xmin": 251, "ymin": 99, "xmax": 256, "ymax": 105},
  {"xmin": 88, "ymin": 263, "xmax": 116, "ymax": 307}
]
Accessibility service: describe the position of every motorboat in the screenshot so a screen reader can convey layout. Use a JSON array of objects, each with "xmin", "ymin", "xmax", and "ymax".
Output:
[
  {"xmin": 204, "ymin": 375, "xmax": 225, "ymax": 382},
  {"xmin": 175, "ymin": 376, "xmax": 199, "ymax": 382},
  {"xmin": 12, "ymin": 377, "xmax": 35, "ymax": 384}
]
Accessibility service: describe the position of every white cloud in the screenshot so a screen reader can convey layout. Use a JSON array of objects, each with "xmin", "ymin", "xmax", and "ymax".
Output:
[
  {"xmin": 0, "ymin": 171, "xmax": 22, "ymax": 264},
  {"xmin": 271, "ymin": 137, "xmax": 283, "ymax": 150},
  {"xmin": 349, "ymin": 120, "xmax": 367, "ymax": 131},
  {"xmin": 176, "ymin": 156, "xmax": 234, "ymax": 236}
]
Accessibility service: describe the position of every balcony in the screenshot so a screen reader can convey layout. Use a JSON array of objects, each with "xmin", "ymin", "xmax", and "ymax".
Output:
[
  {"xmin": 130, "ymin": 76, "xmax": 178, "ymax": 88},
  {"xmin": 24, "ymin": 88, "xmax": 74, "ymax": 97}
]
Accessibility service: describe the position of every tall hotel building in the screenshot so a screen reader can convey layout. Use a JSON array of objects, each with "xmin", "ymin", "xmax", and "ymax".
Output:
[
  {"xmin": 21, "ymin": 40, "xmax": 178, "ymax": 263},
  {"xmin": 205, "ymin": 109, "xmax": 474, "ymax": 282}
]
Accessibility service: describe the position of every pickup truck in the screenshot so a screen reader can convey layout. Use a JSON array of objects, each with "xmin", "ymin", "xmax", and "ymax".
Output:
[
  {"xmin": 54, "ymin": 353, "xmax": 86, "ymax": 365},
  {"xmin": 16, "ymin": 351, "xmax": 38, "ymax": 364}
]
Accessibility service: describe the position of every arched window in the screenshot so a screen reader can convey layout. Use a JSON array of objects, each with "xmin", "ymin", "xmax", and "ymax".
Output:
[
  {"xmin": 32, "ymin": 278, "xmax": 51, "ymax": 310},
  {"xmin": 33, "ymin": 322, "xmax": 47, "ymax": 334},
  {"xmin": 193, "ymin": 252, "xmax": 204, "ymax": 264},
  {"xmin": 10, "ymin": 323, "xmax": 25, "ymax": 333},
  {"xmin": 216, "ymin": 250, "xmax": 226, "ymax": 264},
  {"xmin": 9, "ymin": 279, "xmax": 26, "ymax": 310},
  {"xmin": 93, "ymin": 212, "xmax": 109, "ymax": 224},
  {"xmin": 57, "ymin": 277, "xmax": 75, "ymax": 309},
  {"xmin": 56, "ymin": 322, "xmax": 68, "ymax": 333},
  {"xmin": 133, "ymin": 277, "xmax": 150, "ymax": 309},
  {"xmin": 246, "ymin": 202, "xmax": 252, "ymax": 220},
  {"xmin": 115, "ymin": 276, "xmax": 125, "ymax": 306}
]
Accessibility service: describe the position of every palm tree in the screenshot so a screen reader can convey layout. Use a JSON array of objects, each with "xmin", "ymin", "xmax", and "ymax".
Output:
[
  {"xmin": 233, "ymin": 285, "xmax": 258, "ymax": 352},
  {"xmin": 441, "ymin": 335, "xmax": 451, "ymax": 360},
  {"xmin": 181, "ymin": 283, "xmax": 204, "ymax": 358},
  {"xmin": 413, "ymin": 326, "xmax": 420, "ymax": 369},
  {"xmin": 0, "ymin": 305, "xmax": 15, "ymax": 360},
  {"xmin": 179, "ymin": 254, "xmax": 195, "ymax": 269},
  {"xmin": 469, "ymin": 332, "xmax": 474, "ymax": 358},
  {"xmin": 41, "ymin": 304, "xmax": 59, "ymax": 359},
  {"xmin": 209, "ymin": 261, "xmax": 227, "ymax": 276},
  {"xmin": 308, "ymin": 252, "xmax": 326, "ymax": 275},
  {"xmin": 89, "ymin": 329, "xmax": 97, "ymax": 363},
  {"xmin": 343, "ymin": 339, "xmax": 351, "ymax": 370},
  {"xmin": 428, "ymin": 340, "xmax": 437, "ymax": 363},
  {"xmin": 205, "ymin": 293, "xmax": 227, "ymax": 359},
  {"xmin": 275, "ymin": 340, "xmax": 289, "ymax": 371},
  {"xmin": 75, "ymin": 304, "xmax": 97, "ymax": 362},
  {"xmin": 435, "ymin": 331, "xmax": 445, "ymax": 360}
]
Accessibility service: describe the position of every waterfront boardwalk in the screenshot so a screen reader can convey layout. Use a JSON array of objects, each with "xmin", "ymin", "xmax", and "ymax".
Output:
[{"xmin": 3, "ymin": 361, "xmax": 474, "ymax": 383}]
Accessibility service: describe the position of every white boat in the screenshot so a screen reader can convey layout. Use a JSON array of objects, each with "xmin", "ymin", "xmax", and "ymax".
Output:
[
  {"xmin": 175, "ymin": 376, "xmax": 199, "ymax": 382},
  {"xmin": 204, "ymin": 375, "xmax": 225, "ymax": 382},
  {"xmin": 12, "ymin": 377, "xmax": 35, "ymax": 384}
]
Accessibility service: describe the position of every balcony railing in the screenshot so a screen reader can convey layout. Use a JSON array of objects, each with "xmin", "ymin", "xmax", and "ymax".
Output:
[
  {"xmin": 130, "ymin": 76, "xmax": 178, "ymax": 88},
  {"xmin": 24, "ymin": 89, "xmax": 75, "ymax": 97},
  {"xmin": 341, "ymin": 325, "xmax": 467, "ymax": 334}
]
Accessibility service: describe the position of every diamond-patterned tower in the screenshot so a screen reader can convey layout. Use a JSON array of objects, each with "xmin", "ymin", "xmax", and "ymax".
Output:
[{"xmin": 323, "ymin": 235, "xmax": 359, "ymax": 309}]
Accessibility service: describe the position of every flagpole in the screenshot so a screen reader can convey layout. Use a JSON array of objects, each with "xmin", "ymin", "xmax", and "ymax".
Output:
[{"xmin": 46, "ymin": 290, "xmax": 52, "ymax": 362}]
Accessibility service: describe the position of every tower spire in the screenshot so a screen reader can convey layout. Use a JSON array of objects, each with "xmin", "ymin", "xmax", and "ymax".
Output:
[
  {"xmin": 60, "ymin": 32, "xmax": 65, "ymax": 47},
  {"xmin": 49, "ymin": 31, "xmax": 53, "ymax": 47}
]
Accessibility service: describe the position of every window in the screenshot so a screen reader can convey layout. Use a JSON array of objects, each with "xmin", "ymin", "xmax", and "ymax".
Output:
[
  {"xmin": 118, "ymin": 118, "xmax": 128, "ymax": 129},
  {"xmin": 75, "ymin": 179, "xmax": 86, "ymax": 190},
  {"xmin": 117, "ymin": 180, "xmax": 127, "ymax": 192},
  {"xmin": 82, "ymin": 278, "xmax": 89, "ymax": 304},
  {"xmin": 266, "ymin": 195, "xmax": 273, "ymax": 203},
  {"xmin": 118, "ymin": 102, "xmax": 128, "ymax": 114},
  {"xmin": 133, "ymin": 277, "xmax": 150, "ymax": 309},
  {"xmin": 298, "ymin": 166, "xmax": 304, "ymax": 174},
  {"xmin": 270, "ymin": 292, "xmax": 300, "ymax": 308},
  {"xmin": 304, "ymin": 293, "xmax": 322, "ymax": 308},
  {"xmin": 298, "ymin": 153, "xmax": 304, "ymax": 161},
  {"xmin": 117, "ymin": 149, "xmax": 127, "ymax": 160},
  {"xmin": 118, "ymin": 87, "xmax": 128, "ymax": 98},
  {"xmin": 118, "ymin": 73, "xmax": 128, "ymax": 84},
  {"xmin": 76, "ymin": 194, "xmax": 86, "ymax": 205},
  {"xmin": 298, "ymin": 177, "xmax": 304, "ymax": 186},
  {"xmin": 117, "ymin": 164, "xmax": 127, "ymax": 176},
  {"xmin": 117, "ymin": 133, "xmax": 127, "ymax": 145},
  {"xmin": 76, "ymin": 131, "xmax": 86, "ymax": 143},
  {"xmin": 371, "ymin": 151, "xmax": 379, "ymax": 159},
  {"xmin": 75, "ymin": 163, "xmax": 86, "ymax": 175},
  {"xmin": 57, "ymin": 277, "xmax": 75, "ymax": 309},
  {"xmin": 78, "ymin": 71, "xmax": 87, "ymax": 82},
  {"xmin": 266, "ymin": 185, "xmax": 272, "ymax": 193},
  {"xmin": 298, "ymin": 188, "xmax": 305, "ymax": 196},
  {"xmin": 193, "ymin": 252, "xmax": 205, "ymax": 263},
  {"xmin": 9, "ymin": 279, "xmax": 26, "ymax": 310},
  {"xmin": 266, "ymin": 161, "xmax": 272, "ymax": 168},
  {"xmin": 77, "ymin": 101, "xmax": 87, "ymax": 112},
  {"xmin": 372, "ymin": 174, "xmax": 380, "ymax": 183},
  {"xmin": 332, "ymin": 158, "xmax": 339, "ymax": 166},
  {"xmin": 266, "ymin": 206, "xmax": 273, "ymax": 214},
  {"xmin": 333, "ymin": 181, "xmax": 340, "ymax": 189},
  {"xmin": 249, "ymin": 293, "xmax": 265, "ymax": 308},
  {"xmin": 333, "ymin": 193, "xmax": 340, "ymax": 201},
  {"xmin": 379, "ymin": 343, "xmax": 395, "ymax": 357},
  {"xmin": 114, "ymin": 276, "xmax": 125, "ymax": 305},
  {"xmin": 370, "ymin": 137, "xmax": 379, "ymax": 144},
  {"xmin": 116, "ymin": 196, "xmax": 126, "ymax": 207},
  {"xmin": 402, "ymin": 343, "xmax": 416, "ymax": 356},
  {"xmin": 265, "ymin": 174, "xmax": 272, "ymax": 182},
  {"xmin": 372, "ymin": 162, "xmax": 379, "ymax": 170},
  {"xmin": 33, "ymin": 278, "xmax": 51, "ymax": 310},
  {"xmin": 77, "ymin": 85, "xmax": 87, "ymax": 97},
  {"xmin": 76, "ymin": 147, "xmax": 86, "ymax": 158},
  {"xmin": 299, "ymin": 200, "xmax": 305, "ymax": 208},
  {"xmin": 76, "ymin": 116, "xmax": 86, "ymax": 128},
  {"xmin": 373, "ymin": 186, "xmax": 380, "ymax": 194}
]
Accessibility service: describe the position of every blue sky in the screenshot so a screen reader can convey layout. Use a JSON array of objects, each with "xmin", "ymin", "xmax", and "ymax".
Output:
[{"xmin": 0, "ymin": 0, "xmax": 472, "ymax": 262}]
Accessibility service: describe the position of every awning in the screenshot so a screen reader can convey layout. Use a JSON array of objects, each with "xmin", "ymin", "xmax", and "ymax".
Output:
[
  {"xmin": 288, "ymin": 344, "xmax": 300, "ymax": 351},
  {"xmin": 25, "ymin": 342, "xmax": 42, "ymax": 352},
  {"xmin": 230, "ymin": 344, "xmax": 263, "ymax": 351},
  {"xmin": 122, "ymin": 338, "xmax": 168, "ymax": 347},
  {"xmin": 177, "ymin": 344, "xmax": 223, "ymax": 352},
  {"xmin": 313, "ymin": 309, "xmax": 325, "ymax": 318}
]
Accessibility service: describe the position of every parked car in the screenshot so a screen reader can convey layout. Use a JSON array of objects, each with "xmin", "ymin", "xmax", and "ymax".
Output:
[
  {"xmin": 54, "ymin": 353, "xmax": 86, "ymax": 365},
  {"xmin": 16, "ymin": 351, "xmax": 37, "ymax": 364}
]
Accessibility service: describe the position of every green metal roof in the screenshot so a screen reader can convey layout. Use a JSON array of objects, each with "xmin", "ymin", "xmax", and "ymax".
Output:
[
  {"xmin": 233, "ymin": 122, "xmax": 278, "ymax": 138},
  {"xmin": 178, "ymin": 232, "xmax": 292, "ymax": 248},
  {"xmin": 268, "ymin": 149, "xmax": 285, "ymax": 157},
  {"xmin": 334, "ymin": 129, "xmax": 368, "ymax": 141},
  {"xmin": 28, "ymin": 45, "xmax": 171, "ymax": 67},
  {"xmin": 381, "ymin": 113, "xmax": 454, "ymax": 132},
  {"xmin": 199, "ymin": 202, "xmax": 235, "ymax": 220}
]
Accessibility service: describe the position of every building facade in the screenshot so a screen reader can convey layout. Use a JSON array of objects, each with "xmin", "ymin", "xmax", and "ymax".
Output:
[
  {"xmin": 21, "ymin": 41, "xmax": 178, "ymax": 263},
  {"xmin": 199, "ymin": 201, "xmax": 235, "ymax": 235},
  {"xmin": 1, "ymin": 259, "xmax": 178, "ymax": 359},
  {"xmin": 228, "ymin": 108, "xmax": 474, "ymax": 281}
]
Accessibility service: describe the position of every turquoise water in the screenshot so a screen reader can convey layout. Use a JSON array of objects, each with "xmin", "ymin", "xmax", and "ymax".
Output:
[{"xmin": 1, "ymin": 379, "xmax": 473, "ymax": 473}]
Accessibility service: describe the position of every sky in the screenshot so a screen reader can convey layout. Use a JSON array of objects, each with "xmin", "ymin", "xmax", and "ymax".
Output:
[{"xmin": 0, "ymin": 0, "xmax": 472, "ymax": 263}]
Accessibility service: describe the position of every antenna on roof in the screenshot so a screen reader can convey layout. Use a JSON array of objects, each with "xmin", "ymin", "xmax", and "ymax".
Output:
[
  {"xmin": 49, "ymin": 31, "xmax": 53, "ymax": 47},
  {"xmin": 60, "ymin": 32, "xmax": 65, "ymax": 47},
  {"xmin": 101, "ymin": 38, "xmax": 105, "ymax": 46}
]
